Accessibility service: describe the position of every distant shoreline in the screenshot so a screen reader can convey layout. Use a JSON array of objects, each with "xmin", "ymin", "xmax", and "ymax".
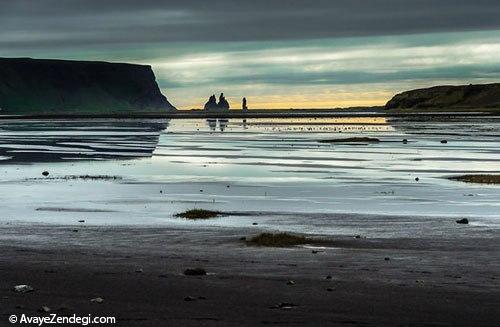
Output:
[{"xmin": 0, "ymin": 108, "xmax": 497, "ymax": 120}]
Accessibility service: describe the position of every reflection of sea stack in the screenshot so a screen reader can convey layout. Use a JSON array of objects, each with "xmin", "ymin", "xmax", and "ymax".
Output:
[
  {"xmin": 204, "ymin": 93, "xmax": 230, "ymax": 111},
  {"xmin": 242, "ymin": 97, "xmax": 248, "ymax": 111}
]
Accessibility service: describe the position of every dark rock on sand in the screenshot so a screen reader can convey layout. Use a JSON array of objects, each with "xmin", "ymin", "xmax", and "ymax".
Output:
[
  {"xmin": 441, "ymin": 140, "xmax": 448, "ymax": 144},
  {"xmin": 42, "ymin": 171, "xmax": 49, "ymax": 177},
  {"xmin": 183, "ymin": 268, "xmax": 207, "ymax": 276},
  {"xmin": 456, "ymin": 218, "xmax": 469, "ymax": 224}
]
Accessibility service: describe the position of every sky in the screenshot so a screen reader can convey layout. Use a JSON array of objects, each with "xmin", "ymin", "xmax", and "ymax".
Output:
[{"xmin": 1, "ymin": 0, "xmax": 500, "ymax": 109}]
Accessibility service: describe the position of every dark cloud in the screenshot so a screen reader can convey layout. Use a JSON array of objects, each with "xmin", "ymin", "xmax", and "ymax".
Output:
[{"xmin": 1, "ymin": 0, "xmax": 500, "ymax": 50}]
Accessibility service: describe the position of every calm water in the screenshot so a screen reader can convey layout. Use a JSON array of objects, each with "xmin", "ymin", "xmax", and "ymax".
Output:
[{"xmin": 0, "ymin": 117, "xmax": 499, "ymax": 236}]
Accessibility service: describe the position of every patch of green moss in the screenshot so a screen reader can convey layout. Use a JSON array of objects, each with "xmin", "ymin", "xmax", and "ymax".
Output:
[
  {"xmin": 448, "ymin": 175, "xmax": 500, "ymax": 184},
  {"xmin": 246, "ymin": 233, "xmax": 315, "ymax": 247},
  {"xmin": 175, "ymin": 209, "xmax": 223, "ymax": 220}
]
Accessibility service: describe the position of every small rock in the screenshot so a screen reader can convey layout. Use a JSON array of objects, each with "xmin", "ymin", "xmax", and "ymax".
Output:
[
  {"xmin": 13, "ymin": 285, "xmax": 34, "ymax": 293},
  {"xmin": 239, "ymin": 237, "xmax": 247, "ymax": 241},
  {"xmin": 252, "ymin": 222, "xmax": 258, "ymax": 225},
  {"xmin": 384, "ymin": 257, "xmax": 390, "ymax": 261},
  {"xmin": 326, "ymin": 288, "xmax": 334, "ymax": 292},
  {"xmin": 78, "ymin": 220, "xmax": 85, "ymax": 223},
  {"xmin": 415, "ymin": 177, "xmax": 420, "ymax": 182},
  {"xmin": 354, "ymin": 235, "xmax": 361, "ymax": 239},
  {"xmin": 184, "ymin": 268, "xmax": 207, "ymax": 276},
  {"xmin": 72, "ymin": 229, "xmax": 78, "ymax": 233},
  {"xmin": 135, "ymin": 268, "xmax": 143, "ymax": 273},
  {"xmin": 42, "ymin": 171, "xmax": 49, "ymax": 177},
  {"xmin": 402, "ymin": 139, "xmax": 408, "ymax": 144},
  {"xmin": 440, "ymin": 140, "xmax": 448, "ymax": 144},
  {"xmin": 90, "ymin": 297, "xmax": 104, "ymax": 304},
  {"xmin": 38, "ymin": 306, "xmax": 51, "ymax": 313},
  {"xmin": 325, "ymin": 275, "xmax": 333, "ymax": 280},
  {"xmin": 286, "ymin": 280, "xmax": 296, "ymax": 286},
  {"xmin": 184, "ymin": 296, "xmax": 197, "ymax": 302},
  {"xmin": 160, "ymin": 190, "xmax": 163, "ymax": 194},
  {"xmin": 456, "ymin": 218, "xmax": 469, "ymax": 224}
]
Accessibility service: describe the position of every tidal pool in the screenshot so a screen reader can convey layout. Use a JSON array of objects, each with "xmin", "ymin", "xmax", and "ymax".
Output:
[{"xmin": 0, "ymin": 116, "xmax": 498, "ymax": 237}]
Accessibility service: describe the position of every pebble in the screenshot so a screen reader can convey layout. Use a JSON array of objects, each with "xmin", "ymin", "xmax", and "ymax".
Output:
[{"xmin": 13, "ymin": 285, "xmax": 34, "ymax": 293}]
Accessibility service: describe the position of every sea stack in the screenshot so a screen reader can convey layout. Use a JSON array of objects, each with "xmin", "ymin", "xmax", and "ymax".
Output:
[
  {"xmin": 242, "ymin": 97, "xmax": 248, "ymax": 111},
  {"xmin": 204, "ymin": 93, "xmax": 230, "ymax": 111}
]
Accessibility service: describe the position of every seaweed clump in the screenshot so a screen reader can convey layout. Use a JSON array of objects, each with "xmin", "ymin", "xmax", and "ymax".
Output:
[
  {"xmin": 448, "ymin": 175, "xmax": 500, "ymax": 184},
  {"xmin": 246, "ymin": 233, "xmax": 314, "ymax": 247},
  {"xmin": 175, "ymin": 209, "xmax": 223, "ymax": 220}
]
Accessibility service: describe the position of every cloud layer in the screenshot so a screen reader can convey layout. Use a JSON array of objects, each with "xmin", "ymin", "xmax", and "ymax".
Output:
[
  {"xmin": 1, "ymin": 1, "xmax": 500, "ymax": 108},
  {"xmin": 2, "ymin": 0, "xmax": 500, "ymax": 48}
]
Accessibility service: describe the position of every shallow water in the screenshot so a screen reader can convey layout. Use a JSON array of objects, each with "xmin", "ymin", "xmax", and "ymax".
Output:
[{"xmin": 0, "ymin": 117, "xmax": 499, "ymax": 236}]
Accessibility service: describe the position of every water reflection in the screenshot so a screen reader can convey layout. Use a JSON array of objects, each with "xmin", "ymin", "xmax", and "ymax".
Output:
[
  {"xmin": 206, "ymin": 118, "xmax": 229, "ymax": 131},
  {"xmin": 0, "ymin": 117, "xmax": 396, "ymax": 164},
  {"xmin": 0, "ymin": 120, "xmax": 169, "ymax": 163}
]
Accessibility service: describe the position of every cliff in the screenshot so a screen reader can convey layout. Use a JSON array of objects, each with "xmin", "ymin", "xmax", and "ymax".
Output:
[
  {"xmin": 385, "ymin": 83, "xmax": 500, "ymax": 110},
  {"xmin": 0, "ymin": 58, "xmax": 175, "ymax": 114}
]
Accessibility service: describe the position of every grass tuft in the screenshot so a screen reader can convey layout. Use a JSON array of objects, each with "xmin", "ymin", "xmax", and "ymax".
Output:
[
  {"xmin": 448, "ymin": 175, "xmax": 500, "ymax": 184},
  {"xmin": 175, "ymin": 209, "xmax": 223, "ymax": 220},
  {"xmin": 246, "ymin": 232, "xmax": 314, "ymax": 247}
]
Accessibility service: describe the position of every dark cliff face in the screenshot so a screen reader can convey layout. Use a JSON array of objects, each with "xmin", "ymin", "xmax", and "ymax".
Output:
[
  {"xmin": 0, "ymin": 58, "xmax": 176, "ymax": 114},
  {"xmin": 385, "ymin": 83, "xmax": 500, "ymax": 110}
]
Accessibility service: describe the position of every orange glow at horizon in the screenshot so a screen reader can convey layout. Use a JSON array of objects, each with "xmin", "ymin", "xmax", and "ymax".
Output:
[{"xmin": 176, "ymin": 93, "xmax": 392, "ymax": 110}]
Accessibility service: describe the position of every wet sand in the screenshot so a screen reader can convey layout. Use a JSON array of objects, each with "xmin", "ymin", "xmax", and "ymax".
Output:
[{"xmin": 0, "ymin": 223, "xmax": 498, "ymax": 326}]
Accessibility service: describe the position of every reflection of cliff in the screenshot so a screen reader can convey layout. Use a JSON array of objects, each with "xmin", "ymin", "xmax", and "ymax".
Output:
[{"xmin": 0, "ymin": 120, "xmax": 169, "ymax": 163}]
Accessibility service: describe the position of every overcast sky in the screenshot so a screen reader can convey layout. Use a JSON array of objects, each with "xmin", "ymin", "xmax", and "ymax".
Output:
[{"xmin": 1, "ymin": 0, "xmax": 500, "ymax": 109}]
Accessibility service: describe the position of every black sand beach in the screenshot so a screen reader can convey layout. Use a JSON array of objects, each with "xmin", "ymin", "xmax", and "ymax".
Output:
[{"xmin": 1, "ymin": 221, "xmax": 498, "ymax": 326}]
